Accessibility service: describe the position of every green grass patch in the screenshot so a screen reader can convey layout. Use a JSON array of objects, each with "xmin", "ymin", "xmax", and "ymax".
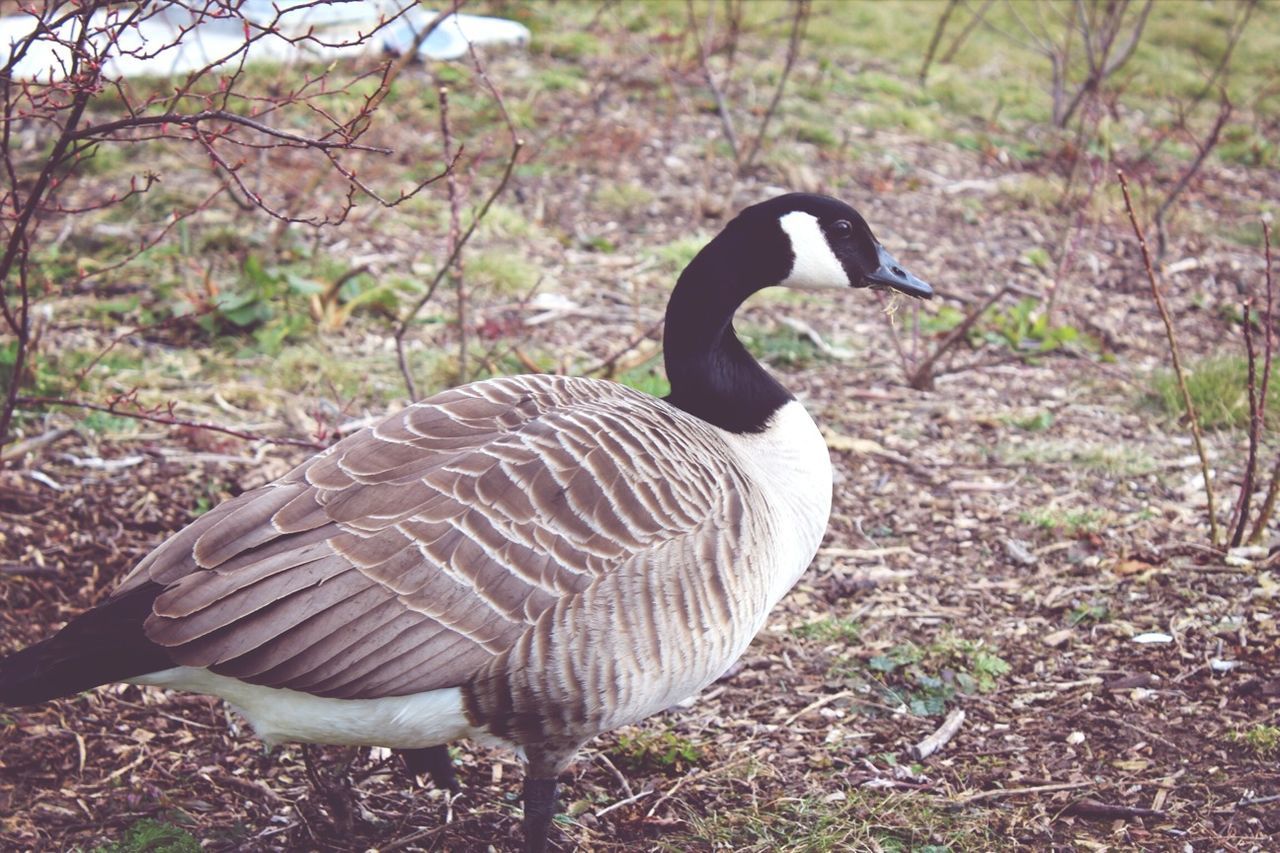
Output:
[
  {"xmin": 612, "ymin": 728, "xmax": 703, "ymax": 775},
  {"xmin": 615, "ymin": 364, "xmax": 669, "ymax": 398},
  {"xmin": 1230, "ymin": 724, "xmax": 1280, "ymax": 757},
  {"xmin": 832, "ymin": 636, "xmax": 1011, "ymax": 717},
  {"xmin": 649, "ymin": 234, "xmax": 709, "ymax": 273},
  {"xmin": 740, "ymin": 324, "xmax": 825, "ymax": 370},
  {"xmin": 1151, "ymin": 354, "xmax": 1280, "ymax": 430},
  {"xmin": 1019, "ymin": 506, "xmax": 1108, "ymax": 537},
  {"xmin": 595, "ymin": 181, "xmax": 656, "ymax": 215},
  {"xmin": 91, "ymin": 818, "xmax": 200, "ymax": 853},
  {"xmin": 791, "ymin": 617, "xmax": 862, "ymax": 644},
  {"xmin": 676, "ymin": 787, "xmax": 995, "ymax": 852}
]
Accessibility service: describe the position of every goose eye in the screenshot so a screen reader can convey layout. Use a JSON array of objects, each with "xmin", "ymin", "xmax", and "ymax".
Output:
[{"xmin": 831, "ymin": 220, "xmax": 852, "ymax": 237}]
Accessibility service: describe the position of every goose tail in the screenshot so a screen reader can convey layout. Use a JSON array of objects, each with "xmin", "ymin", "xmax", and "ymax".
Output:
[{"xmin": 0, "ymin": 583, "xmax": 172, "ymax": 706}]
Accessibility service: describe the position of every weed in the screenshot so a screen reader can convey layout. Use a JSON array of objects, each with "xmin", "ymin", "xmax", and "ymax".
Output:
[
  {"xmin": 740, "ymin": 324, "xmax": 824, "ymax": 370},
  {"xmin": 595, "ymin": 181, "xmax": 656, "ymax": 215},
  {"xmin": 615, "ymin": 365, "xmax": 669, "ymax": 398},
  {"xmin": 1068, "ymin": 602, "xmax": 1110, "ymax": 626},
  {"xmin": 649, "ymin": 235, "xmax": 710, "ymax": 273},
  {"xmin": 791, "ymin": 617, "xmax": 862, "ymax": 644},
  {"xmin": 467, "ymin": 249, "xmax": 540, "ymax": 296},
  {"xmin": 792, "ymin": 121, "xmax": 839, "ymax": 148},
  {"xmin": 853, "ymin": 637, "xmax": 1011, "ymax": 716},
  {"xmin": 1007, "ymin": 410, "xmax": 1055, "ymax": 432},
  {"xmin": 612, "ymin": 728, "xmax": 703, "ymax": 775},
  {"xmin": 978, "ymin": 297, "xmax": 1081, "ymax": 354},
  {"xmin": 1019, "ymin": 507, "xmax": 1108, "ymax": 537},
  {"xmin": 1002, "ymin": 439, "xmax": 1157, "ymax": 477},
  {"xmin": 91, "ymin": 818, "xmax": 200, "ymax": 853},
  {"xmin": 1231, "ymin": 724, "xmax": 1280, "ymax": 757},
  {"xmin": 678, "ymin": 787, "xmax": 995, "ymax": 852}
]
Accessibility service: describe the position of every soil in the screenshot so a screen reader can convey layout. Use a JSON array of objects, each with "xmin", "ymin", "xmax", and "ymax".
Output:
[{"xmin": 2, "ymin": 29, "xmax": 1279, "ymax": 853}]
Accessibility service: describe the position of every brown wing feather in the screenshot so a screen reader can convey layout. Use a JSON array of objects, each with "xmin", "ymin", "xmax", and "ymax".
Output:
[{"xmin": 114, "ymin": 375, "xmax": 739, "ymax": 699}]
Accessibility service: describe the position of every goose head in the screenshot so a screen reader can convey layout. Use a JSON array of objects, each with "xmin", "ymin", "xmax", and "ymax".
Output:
[
  {"xmin": 728, "ymin": 192, "xmax": 933, "ymax": 299},
  {"xmin": 663, "ymin": 192, "xmax": 932, "ymax": 434}
]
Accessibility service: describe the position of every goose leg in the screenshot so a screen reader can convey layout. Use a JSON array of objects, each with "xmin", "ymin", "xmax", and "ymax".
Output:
[
  {"xmin": 395, "ymin": 745, "xmax": 460, "ymax": 793},
  {"xmin": 522, "ymin": 776, "xmax": 559, "ymax": 853}
]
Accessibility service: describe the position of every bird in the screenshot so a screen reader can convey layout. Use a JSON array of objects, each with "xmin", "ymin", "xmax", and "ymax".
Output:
[{"xmin": 0, "ymin": 192, "xmax": 931, "ymax": 852}]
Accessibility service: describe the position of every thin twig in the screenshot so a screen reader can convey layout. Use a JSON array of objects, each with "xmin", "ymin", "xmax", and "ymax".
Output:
[
  {"xmin": 954, "ymin": 779, "xmax": 1093, "ymax": 804},
  {"xmin": 18, "ymin": 396, "xmax": 324, "ymax": 450},
  {"xmin": 1154, "ymin": 94, "xmax": 1232, "ymax": 261},
  {"xmin": 941, "ymin": 0, "xmax": 994, "ymax": 64},
  {"xmin": 436, "ymin": 85, "xmax": 468, "ymax": 383},
  {"xmin": 686, "ymin": 0, "xmax": 739, "ymax": 162},
  {"xmin": 394, "ymin": 144, "xmax": 523, "ymax": 399},
  {"xmin": 919, "ymin": 0, "xmax": 959, "ymax": 84},
  {"xmin": 1232, "ymin": 295, "xmax": 1261, "ymax": 547},
  {"xmin": 904, "ymin": 287, "xmax": 1011, "ymax": 391},
  {"xmin": 1249, "ymin": 223, "xmax": 1279, "ymax": 542},
  {"xmin": 585, "ymin": 319, "xmax": 666, "ymax": 377},
  {"xmin": 1117, "ymin": 170, "xmax": 1220, "ymax": 546},
  {"xmin": 741, "ymin": 0, "xmax": 810, "ymax": 172}
]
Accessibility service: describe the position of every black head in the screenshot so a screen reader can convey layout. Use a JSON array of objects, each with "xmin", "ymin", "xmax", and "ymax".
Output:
[{"xmin": 723, "ymin": 193, "xmax": 933, "ymax": 299}]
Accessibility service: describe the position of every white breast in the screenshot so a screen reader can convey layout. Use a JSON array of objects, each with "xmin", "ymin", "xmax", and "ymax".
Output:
[{"xmin": 719, "ymin": 400, "xmax": 833, "ymax": 612}]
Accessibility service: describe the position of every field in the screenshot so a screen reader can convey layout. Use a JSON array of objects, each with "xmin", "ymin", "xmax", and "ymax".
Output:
[{"xmin": 1, "ymin": 1, "xmax": 1278, "ymax": 850}]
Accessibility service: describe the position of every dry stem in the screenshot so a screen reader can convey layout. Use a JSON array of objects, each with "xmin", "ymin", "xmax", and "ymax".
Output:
[{"xmin": 1117, "ymin": 170, "xmax": 1219, "ymax": 546}]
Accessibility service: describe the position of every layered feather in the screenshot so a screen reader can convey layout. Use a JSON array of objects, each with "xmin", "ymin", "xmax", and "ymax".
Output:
[{"xmin": 112, "ymin": 375, "xmax": 773, "ymax": 713}]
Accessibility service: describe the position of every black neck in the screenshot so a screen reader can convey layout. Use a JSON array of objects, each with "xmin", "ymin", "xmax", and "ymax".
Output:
[{"xmin": 662, "ymin": 241, "xmax": 792, "ymax": 434}]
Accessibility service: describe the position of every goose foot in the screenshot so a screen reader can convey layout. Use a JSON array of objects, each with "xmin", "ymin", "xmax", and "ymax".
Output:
[{"xmin": 395, "ymin": 744, "xmax": 460, "ymax": 793}]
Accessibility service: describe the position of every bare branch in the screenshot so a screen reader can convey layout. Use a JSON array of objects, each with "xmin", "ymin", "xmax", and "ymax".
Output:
[
  {"xmin": 741, "ymin": 0, "xmax": 809, "ymax": 172},
  {"xmin": 1117, "ymin": 170, "xmax": 1220, "ymax": 546},
  {"xmin": 17, "ymin": 394, "xmax": 325, "ymax": 450}
]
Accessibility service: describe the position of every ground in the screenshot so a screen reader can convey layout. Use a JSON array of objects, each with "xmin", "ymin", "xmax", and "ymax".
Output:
[{"xmin": 1, "ymin": 2, "xmax": 1278, "ymax": 851}]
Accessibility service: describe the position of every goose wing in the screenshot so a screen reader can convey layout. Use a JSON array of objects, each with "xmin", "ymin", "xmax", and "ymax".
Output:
[{"xmin": 114, "ymin": 375, "xmax": 742, "ymax": 700}]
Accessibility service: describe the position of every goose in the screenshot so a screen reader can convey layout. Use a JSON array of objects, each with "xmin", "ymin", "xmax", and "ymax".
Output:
[{"xmin": 0, "ymin": 192, "xmax": 931, "ymax": 852}]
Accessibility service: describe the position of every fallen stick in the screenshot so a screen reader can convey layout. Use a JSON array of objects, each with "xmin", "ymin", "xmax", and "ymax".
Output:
[
  {"xmin": 955, "ymin": 780, "xmax": 1093, "ymax": 804},
  {"xmin": 1063, "ymin": 798, "xmax": 1164, "ymax": 820},
  {"xmin": 910, "ymin": 708, "xmax": 965, "ymax": 761}
]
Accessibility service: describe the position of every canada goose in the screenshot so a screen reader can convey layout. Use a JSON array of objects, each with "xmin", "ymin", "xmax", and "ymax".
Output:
[{"xmin": 0, "ymin": 193, "xmax": 931, "ymax": 852}]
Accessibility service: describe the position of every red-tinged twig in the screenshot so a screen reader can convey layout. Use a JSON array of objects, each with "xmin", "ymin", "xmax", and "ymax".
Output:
[
  {"xmin": 1249, "ymin": 223, "xmax": 1279, "ymax": 543},
  {"xmin": 17, "ymin": 394, "xmax": 325, "ymax": 450},
  {"xmin": 1154, "ymin": 94, "xmax": 1232, "ymax": 261},
  {"xmin": 886, "ymin": 287, "xmax": 1010, "ymax": 392},
  {"xmin": 1046, "ymin": 152, "xmax": 1104, "ymax": 323},
  {"xmin": 686, "ymin": 0, "xmax": 740, "ymax": 163},
  {"xmin": 919, "ymin": 0, "xmax": 960, "ymax": 85},
  {"xmin": 347, "ymin": 1, "xmax": 462, "ymax": 138},
  {"xmin": 740, "ymin": 0, "xmax": 809, "ymax": 172},
  {"xmin": 438, "ymin": 86, "xmax": 467, "ymax": 383},
  {"xmin": 72, "ymin": 306, "xmax": 217, "ymax": 391},
  {"xmin": 585, "ymin": 318, "xmax": 667, "ymax": 378},
  {"xmin": 392, "ymin": 132, "xmax": 519, "ymax": 401},
  {"xmin": 70, "ymin": 110, "xmax": 390, "ymax": 151},
  {"xmin": 1, "ymin": 1, "xmax": 459, "ymax": 450},
  {"xmin": 394, "ymin": 42, "xmax": 524, "ymax": 399},
  {"xmin": 1117, "ymin": 170, "xmax": 1220, "ymax": 546},
  {"xmin": 1232, "ymin": 296, "xmax": 1261, "ymax": 547},
  {"xmin": 941, "ymin": 0, "xmax": 994, "ymax": 64}
]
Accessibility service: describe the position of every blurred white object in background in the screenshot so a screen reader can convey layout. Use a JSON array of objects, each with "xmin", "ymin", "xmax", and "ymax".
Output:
[{"xmin": 0, "ymin": 2, "xmax": 530, "ymax": 81}]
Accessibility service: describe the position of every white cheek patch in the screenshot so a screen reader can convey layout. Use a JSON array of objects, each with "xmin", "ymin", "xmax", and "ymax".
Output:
[{"xmin": 777, "ymin": 211, "xmax": 850, "ymax": 290}]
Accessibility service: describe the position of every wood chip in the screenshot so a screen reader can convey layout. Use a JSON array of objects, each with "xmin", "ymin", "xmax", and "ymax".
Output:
[{"xmin": 909, "ymin": 709, "xmax": 965, "ymax": 761}]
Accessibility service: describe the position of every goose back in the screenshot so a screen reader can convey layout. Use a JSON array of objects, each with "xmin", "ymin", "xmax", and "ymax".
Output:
[{"xmin": 114, "ymin": 375, "xmax": 819, "ymax": 738}]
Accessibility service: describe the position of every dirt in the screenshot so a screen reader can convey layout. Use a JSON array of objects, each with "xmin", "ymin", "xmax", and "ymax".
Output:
[{"xmin": 2, "ymin": 23, "xmax": 1280, "ymax": 853}]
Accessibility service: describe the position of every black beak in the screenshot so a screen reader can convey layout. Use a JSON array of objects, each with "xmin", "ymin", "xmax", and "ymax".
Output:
[{"xmin": 863, "ymin": 244, "xmax": 933, "ymax": 299}]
